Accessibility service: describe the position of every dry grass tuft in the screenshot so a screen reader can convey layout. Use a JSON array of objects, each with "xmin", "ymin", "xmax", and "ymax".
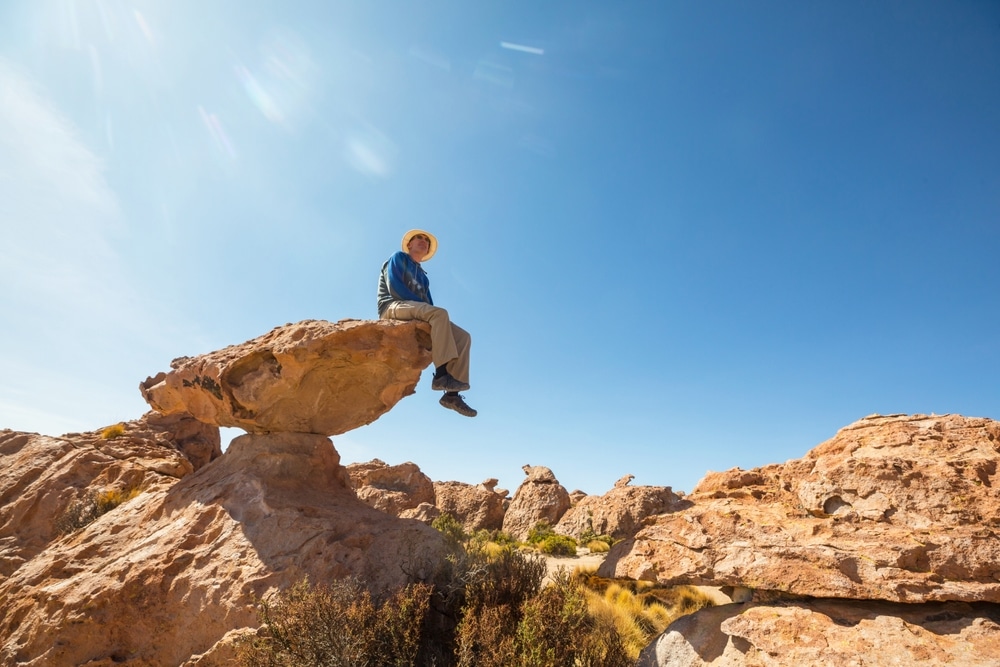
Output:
[{"xmin": 100, "ymin": 423, "xmax": 127, "ymax": 440}]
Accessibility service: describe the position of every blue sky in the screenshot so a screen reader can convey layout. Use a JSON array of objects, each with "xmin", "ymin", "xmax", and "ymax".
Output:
[{"xmin": 2, "ymin": 1, "xmax": 998, "ymax": 496}]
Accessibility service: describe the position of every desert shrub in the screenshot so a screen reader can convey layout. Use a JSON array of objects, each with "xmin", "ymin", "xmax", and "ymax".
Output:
[
  {"xmin": 514, "ymin": 571, "xmax": 631, "ymax": 667},
  {"xmin": 235, "ymin": 578, "xmax": 432, "ymax": 667},
  {"xmin": 537, "ymin": 534, "xmax": 577, "ymax": 557},
  {"xmin": 585, "ymin": 539, "xmax": 610, "ymax": 553},
  {"xmin": 579, "ymin": 528, "xmax": 614, "ymax": 549},
  {"xmin": 55, "ymin": 486, "xmax": 142, "ymax": 535},
  {"xmin": 526, "ymin": 520, "xmax": 556, "ymax": 545},
  {"xmin": 100, "ymin": 423, "xmax": 127, "ymax": 439},
  {"xmin": 432, "ymin": 512, "xmax": 468, "ymax": 545}
]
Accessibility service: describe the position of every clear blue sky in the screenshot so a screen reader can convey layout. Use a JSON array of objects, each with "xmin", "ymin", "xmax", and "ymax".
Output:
[{"xmin": 2, "ymin": 1, "xmax": 998, "ymax": 496}]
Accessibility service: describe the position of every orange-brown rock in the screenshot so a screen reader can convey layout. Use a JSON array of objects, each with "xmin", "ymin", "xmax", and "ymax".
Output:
[
  {"xmin": 637, "ymin": 599, "xmax": 1000, "ymax": 667},
  {"xmin": 434, "ymin": 479, "xmax": 507, "ymax": 532},
  {"xmin": 347, "ymin": 458, "xmax": 435, "ymax": 516},
  {"xmin": 139, "ymin": 319, "xmax": 432, "ymax": 435},
  {"xmin": 602, "ymin": 414, "xmax": 1000, "ymax": 603},
  {"xmin": 556, "ymin": 482, "xmax": 685, "ymax": 541},
  {"xmin": 502, "ymin": 465, "xmax": 571, "ymax": 540},
  {"xmin": 0, "ymin": 413, "xmax": 219, "ymax": 578},
  {"xmin": 0, "ymin": 432, "xmax": 447, "ymax": 666}
]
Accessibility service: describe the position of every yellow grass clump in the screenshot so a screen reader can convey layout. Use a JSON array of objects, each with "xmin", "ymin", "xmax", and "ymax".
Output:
[{"xmin": 100, "ymin": 423, "xmax": 127, "ymax": 440}]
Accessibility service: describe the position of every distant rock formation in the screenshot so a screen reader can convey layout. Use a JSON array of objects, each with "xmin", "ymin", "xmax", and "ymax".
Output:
[
  {"xmin": 609, "ymin": 414, "xmax": 1000, "ymax": 666},
  {"xmin": 556, "ymin": 482, "xmax": 684, "ymax": 541},
  {"xmin": 502, "ymin": 465, "xmax": 571, "ymax": 540},
  {"xmin": 434, "ymin": 479, "xmax": 507, "ymax": 532},
  {"xmin": 139, "ymin": 319, "xmax": 432, "ymax": 435},
  {"xmin": 347, "ymin": 459, "xmax": 436, "ymax": 516}
]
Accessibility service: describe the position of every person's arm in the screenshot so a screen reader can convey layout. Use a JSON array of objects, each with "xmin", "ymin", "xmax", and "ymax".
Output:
[{"xmin": 386, "ymin": 252, "xmax": 429, "ymax": 303}]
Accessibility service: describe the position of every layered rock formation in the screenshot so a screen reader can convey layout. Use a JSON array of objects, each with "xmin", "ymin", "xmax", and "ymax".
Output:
[
  {"xmin": 502, "ymin": 464, "xmax": 572, "ymax": 540},
  {"xmin": 434, "ymin": 479, "xmax": 507, "ymax": 532},
  {"xmin": 609, "ymin": 414, "xmax": 1000, "ymax": 666},
  {"xmin": 347, "ymin": 458, "xmax": 436, "ymax": 516},
  {"xmin": 556, "ymin": 477, "xmax": 685, "ymax": 541},
  {"xmin": 0, "ymin": 319, "xmax": 447, "ymax": 666},
  {"xmin": 140, "ymin": 319, "xmax": 432, "ymax": 435}
]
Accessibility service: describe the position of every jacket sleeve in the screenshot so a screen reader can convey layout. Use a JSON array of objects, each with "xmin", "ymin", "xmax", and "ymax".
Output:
[{"xmin": 386, "ymin": 252, "xmax": 428, "ymax": 303}]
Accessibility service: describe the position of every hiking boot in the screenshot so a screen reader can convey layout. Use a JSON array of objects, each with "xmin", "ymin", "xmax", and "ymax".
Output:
[
  {"xmin": 440, "ymin": 393, "xmax": 477, "ymax": 417},
  {"xmin": 431, "ymin": 372, "xmax": 470, "ymax": 392}
]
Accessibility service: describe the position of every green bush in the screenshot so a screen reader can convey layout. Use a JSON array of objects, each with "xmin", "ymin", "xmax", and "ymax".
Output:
[
  {"xmin": 432, "ymin": 512, "xmax": 468, "ymax": 545},
  {"xmin": 579, "ymin": 528, "xmax": 614, "ymax": 549},
  {"xmin": 537, "ymin": 534, "xmax": 577, "ymax": 557},
  {"xmin": 526, "ymin": 520, "xmax": 556, "ymax": 545}
]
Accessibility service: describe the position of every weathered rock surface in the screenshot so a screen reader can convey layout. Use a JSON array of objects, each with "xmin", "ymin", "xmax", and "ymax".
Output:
[
  {"xmin": 139, "ymin": 319, "xmax": 432, "ymax": 435},
  {"xmin": 502, "ymin": 465, "xmax": 571, "ymax": 540},
  {"xmin": 556, "ymin": 482, "xmax": 685, "ymax": 541},
  {"xmin": 434, "ymin": 479, "xmax": 507, "ymax": 532},
  {"xmin": 637, "ymin": 599, "xmax": 1000, "ymax": 667},
  {"xmin": 0, "ymin": 432, "xmax": 447, "ymax": 667},
  {"xmin": 602, "ymin": 414, "xmax": 1000, "ymax": 603},
  {"xmin": 0, "ymin": 413, "xmax": 219, "ymax": 578},
  {"xmin": 347, "ymin": 458, "xmax": 435, "ymax": 516}
]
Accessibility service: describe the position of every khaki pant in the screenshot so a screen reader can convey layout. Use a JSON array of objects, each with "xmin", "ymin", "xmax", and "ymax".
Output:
[{"xmin": 382, "ymin": 301, "xmax": 471, "ymax": 385}]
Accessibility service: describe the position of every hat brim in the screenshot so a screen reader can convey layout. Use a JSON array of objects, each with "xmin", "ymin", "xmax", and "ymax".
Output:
[{"xmin": 402, "ymin": 229, "xmax": 438, "ymax": 261}]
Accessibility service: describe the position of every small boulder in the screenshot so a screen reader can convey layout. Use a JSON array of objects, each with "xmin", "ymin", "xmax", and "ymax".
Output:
[
  {"xmin": 347, "ymin": 459, "xmax": 435, "ymax": 516},
  {"xmin": 502, "ymin": 465, "xmax": 571, "ymax": 540}
]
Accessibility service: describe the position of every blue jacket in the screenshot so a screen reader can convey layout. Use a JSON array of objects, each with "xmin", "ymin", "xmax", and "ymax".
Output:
[{"xmin": 377, "ymin": 251, "xmax": 433, "ymax": 316}]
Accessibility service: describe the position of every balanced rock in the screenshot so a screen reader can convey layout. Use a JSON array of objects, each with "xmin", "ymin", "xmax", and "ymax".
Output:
[
  {"xmin": 347, "ymin": 458, "xmax": 435, "ymax": 516},
  {"xmin": 0, "ymin": 431, "xmax": 447, "ymax": 666},
  {"xmin": 638, "ymin": 599, "xmax": 1000, "ymax": 667},
  {"xmin": 434, "ymin": 479, "xmax": 507, "ymax": 532},
  {"xmin": 139, "ymin": 319, "xmax": 432, "ymax": 435},
  {"xmin": 0, "ymin": 413, "xmax": 219, "ymax": 578},
  {"xmin": 502, "ymin": 465, "xmax": 571, "ymax": 540},
  {"xmin": 556, "ymin": 482, "xmax": 684, "ymax": 541},
  {"xmin": 601, "ymin": 414, "xmax": 1000, "ymax": 603}
]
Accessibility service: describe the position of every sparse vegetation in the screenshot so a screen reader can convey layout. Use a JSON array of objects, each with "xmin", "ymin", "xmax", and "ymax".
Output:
[
  {"xmin": 585, "ymin": 539, "xmax": 611, "ymax": 553},
  {"xmin": 55, "ymin": 486, "xmax": 142, "ymax": 535},
  {"xmin": 235, "ymin": 523, "xmax": 714, "ymax": 667},
  {"xmin": 100, "ymin": 423, "xmax": 127, "ymax": 440}
]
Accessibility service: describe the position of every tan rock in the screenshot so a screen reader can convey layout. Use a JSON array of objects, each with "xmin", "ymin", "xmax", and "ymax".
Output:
[
  {"xmin": 347, "ymin": 458, "xmax": 435, "ymax": 516},
  {"xmin": 434, "ymin": 480, "xmax": 506, "ymax": 532},
  {"xmin": 556, "ymin": 483, "xmax": 684, "ymax": 541},
  {"xmin": 0, "ymin": 432, "xmax": 447, "ymax": 666},
  {"xmin": 502, "ymin": 465, "xmax": 571, "ymax": 540},
  {"xmin": 139, "ymin": 319, "xmax": 432, "ymax": 435},
  {"xmin": 399, "ymin": 502, "xmax": 440, "ymax": 524},
  {"xmin": 602, "ymin": 414, "xmax": 1000, "ymax": 603},
  {"xmin": 0, "ymin": 413, "xmax": 218, "ymax": 578},
  {"xmin": 637, "ymin": 599, "xmax": 1000, "ymax": 667}
]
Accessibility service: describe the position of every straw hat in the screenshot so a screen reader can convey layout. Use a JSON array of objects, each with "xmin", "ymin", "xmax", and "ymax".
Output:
[{"xmin": 402, "ymin": 229, "xmax": 438, "ymax": 261}]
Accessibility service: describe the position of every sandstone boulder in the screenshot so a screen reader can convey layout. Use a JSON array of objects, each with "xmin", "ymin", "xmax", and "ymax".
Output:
[
  {"xmin": 637, "ymin": 599, "xmax": 1000, "ymax": 667},
  {"xmin": 434, "ymin": 479, "xmax": 507, "ymax": 532},
  {"xmin": 347, "ymin": 458, "xmax": 435, "ymax": 516},
  {"xmin": 0, "ymin": 432, "xmax": 447, "ymax": 666},
  {"xmin": 556, "ymin": 482, "xmax": 685, "ymax": 541},
  {"xmin": 502, "ymin": 465, "xmax": 571, "ymax": 540},
  {"xmin": 0, "ymin": 413, "xmax": 218, "ymax": 578},
  {"xmin": 139, "ymin": 319, "xmax": 432, "ymax": 435},
  {"xmin": 602, "ymin": 414, "xmax": 1000, "ymax": 603}
]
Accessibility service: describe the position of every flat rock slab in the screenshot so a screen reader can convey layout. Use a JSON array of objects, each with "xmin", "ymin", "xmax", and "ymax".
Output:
[
  {"xmin": 140, "ymin": 319, "xmax": 432, "ymax": 435},
  {"xmin": 637, "ymin": 599, "xmax": 1000, "ymax": 667}
]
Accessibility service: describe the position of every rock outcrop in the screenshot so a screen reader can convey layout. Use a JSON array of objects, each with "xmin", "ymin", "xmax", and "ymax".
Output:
[
  {"xmin": 434, "ymin": 479, "xmax": 507, "ymax": 532},
  {"xmin": 637, "ymin": 599, "xmax": 1000, "ymax": 667},
  {"xmin": 139, "ymin": 319, "xmax": 432, "ymax": 435},
  {"xmin": 602, "ymin": 414, "xmax": 1000, "ymax": 603},
  {"xmin": 556, "ymin": 482, "xmax": 685, "ymax": 541},
  {"xmin": 347, "ymin": 459, "xmax": 436, "ymax": 516},
  {"xmin": 0, "ymin": 431, "xmax": 447, "ymax": 667},
  {"xmin": 502, "ymin": 465, "xmax": 571, "ymax": 540},
  {"xmin": 0, "ymin": 412, "xmax": 219, "ymax": 578}
]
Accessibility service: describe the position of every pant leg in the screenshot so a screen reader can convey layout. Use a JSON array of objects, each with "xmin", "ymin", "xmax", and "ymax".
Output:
[{"xmin": 383, "ymin": 301, "xmax": 470, "ymax": 384}]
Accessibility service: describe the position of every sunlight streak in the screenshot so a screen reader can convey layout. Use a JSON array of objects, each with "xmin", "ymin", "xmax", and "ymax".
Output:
[{"xmin": 501, "ymin": 41, "xmax": 545, "ymax": 56}]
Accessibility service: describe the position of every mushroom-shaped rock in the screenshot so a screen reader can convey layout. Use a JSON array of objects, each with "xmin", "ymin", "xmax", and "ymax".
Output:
[
  {"xmin": 139, "ymin": 319, "xmax": 432, "ymax": 435},
  {"xmin": 503, "ymin": 465, "xmax": 571, "ymax": 540}
]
